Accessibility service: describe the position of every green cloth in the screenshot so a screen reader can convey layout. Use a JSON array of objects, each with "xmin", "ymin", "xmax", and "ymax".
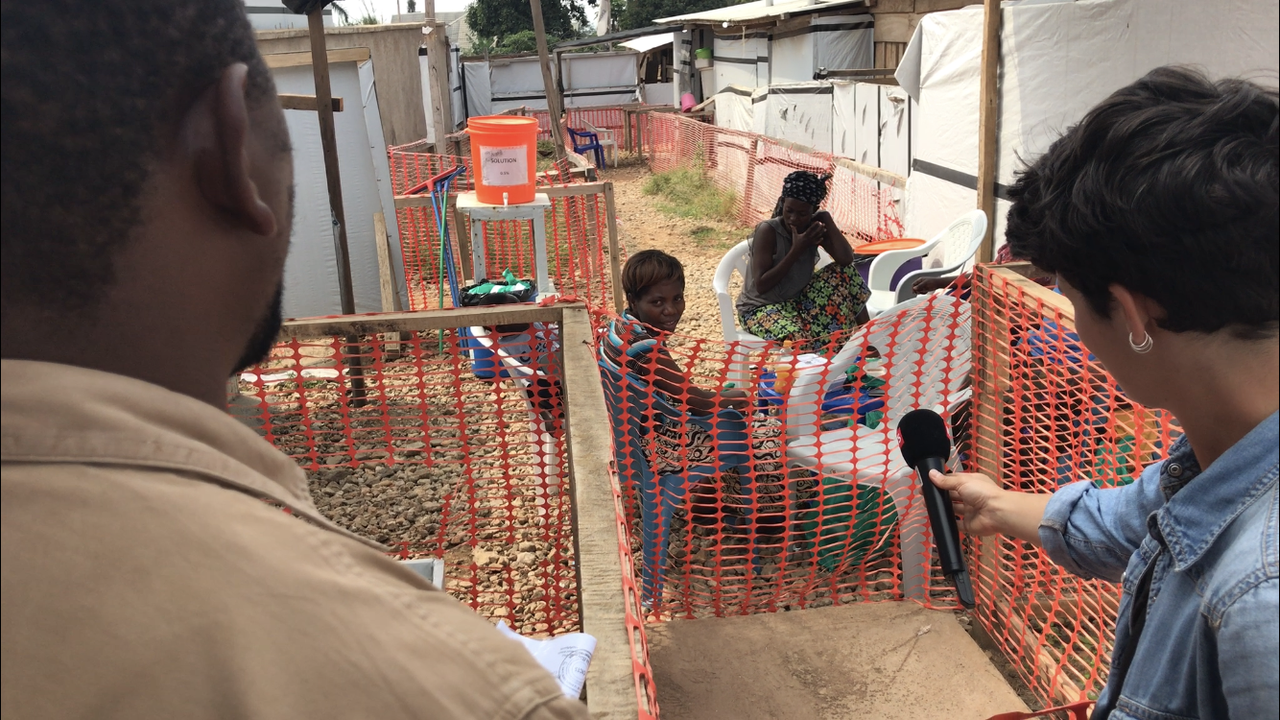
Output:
[
  {"xmin": 794, "ymin": 478, "xmax": 899, "ymax": 573},
  {"xmin": 467, "ymin": 269, "xmax": 529, "ymax": 296}
]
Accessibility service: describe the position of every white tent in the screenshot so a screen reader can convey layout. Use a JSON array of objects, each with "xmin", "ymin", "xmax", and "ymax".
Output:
[
  {"xmin": 273, "ymin": 58, "xmax": 407, "ymax": 319},
  {"xmin": 896, "ymin": 0, "xmax": 1280, "ymax": 248}
]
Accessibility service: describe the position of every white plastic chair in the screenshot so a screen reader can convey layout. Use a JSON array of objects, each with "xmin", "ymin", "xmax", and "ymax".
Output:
[
  {"xmin": 712, "ymin": 239, "xmax": 833, "ymax": 384},
  {"xmin": 779, "ymin": 293, "xmax": 972, "ymax": 603},
  {"xmin": 583, "ymin": 122, "xmax": 618, "ymax": 166},
  {"xmin": 713, "ymin": 240, "xmax": 768, "ymax": 348},
  {"xmin": 864, "ymin": 210, "xmax": 988, "ymax": 318},
  {"xmin": 713, "ymin": 239, "xmax": 835, "ymax": 345}
]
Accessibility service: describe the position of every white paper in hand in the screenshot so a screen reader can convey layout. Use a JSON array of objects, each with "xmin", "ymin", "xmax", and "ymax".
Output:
[{"xmin": 496, "ymin": 621, "xmax": 597, "ymax": 699}]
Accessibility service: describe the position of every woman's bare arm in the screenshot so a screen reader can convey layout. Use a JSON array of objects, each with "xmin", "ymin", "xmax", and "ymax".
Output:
[
  {"xmin": 649, "ymin": 348, "xmax": 746, "ymax": 415},
  {"xmin": 814, "ymin": 211, "xmax": 855, "ymax": 266}
]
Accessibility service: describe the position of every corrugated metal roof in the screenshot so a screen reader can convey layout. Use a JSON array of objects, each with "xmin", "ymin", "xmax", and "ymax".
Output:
[{"xmin": 657, "ymin": 0, "xmax": 867, "ymax": 26}]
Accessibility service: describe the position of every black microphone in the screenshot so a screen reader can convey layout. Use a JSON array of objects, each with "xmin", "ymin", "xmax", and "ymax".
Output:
[{"xmin": 898, "ymin": 408, "xmax": 975, "ymax": 608}]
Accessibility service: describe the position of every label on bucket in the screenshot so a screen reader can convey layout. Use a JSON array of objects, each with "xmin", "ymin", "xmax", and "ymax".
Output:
[{"xmin": 479, "ymin": 145, "xmax": 529, "ymax": 187}]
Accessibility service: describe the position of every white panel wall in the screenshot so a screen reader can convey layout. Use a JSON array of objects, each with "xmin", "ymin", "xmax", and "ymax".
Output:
[
  {"xmin": 900, "ymin": 0, "xmax": 1279, "ymax": 244},
  {"xmin": 274, "ymin": 60, "xmax": 406, "ymax": 318}
]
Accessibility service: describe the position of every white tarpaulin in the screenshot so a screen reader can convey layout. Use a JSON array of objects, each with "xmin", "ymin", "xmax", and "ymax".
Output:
[
  {"xmin": 461, "ymin": 52, "xmax": 642, "ymax": 117},
  {"xmin": 418, "ymin": 50, "xmax": 436, "ymax": 144},
  {"xmin": 273, "ymin": 59, "xmax": 406, "ymax": 319},
  {"xmin": 759, "ymin": 83, "xmax": 835, "ymax": 153},
  {"xmin": 561, "ymin": 52, "xmax": 637, "ymax": 92},
  {"xmin": 620, "ymin": 32, "xmax": 673, "ymax": 54},
  {"xmin": 771, "ymin": 33, "xmax": 814, "ymax": 85},
  {"xmin": 489, "ymin": 57, "xmax": 544, "ymax": 96},
  {"xmin": 714, "ymin": 86, "xmax": 757, "ymax": 132},
  {"xmin": 674, "ymin": 30, "xmax": 692, "ymax": 108},
  {"xmin": 710, "ymin": 80, "xmax": 912, "ymax": 179},
  {"xmin": 811, "ymin": 14, "xmax": 874, "ymax": 77},
  {"xmin": 898, "ymin": 0, "xmax": 1280, "ymax": 246},
  {"xmin": 561, "ymin": 52, "xmax": 641, "ymax": 106},
  {"xmin": 712, "ymin": 34, "xmax": 768, "ymax": 93},
  {"xmin": 767, "ymin": 14, "xmax": 875, "ymax": 84},
  {"xmin": 643, "ymin": 82, "xmax": 675, "ymax": 105},
  {"xmin": 449, "ymin": 45, "xmax": 467, "ymax": 129},
  {"xmin": 464, "ymin": 61, "xmax": 492, "ymax": 117}
]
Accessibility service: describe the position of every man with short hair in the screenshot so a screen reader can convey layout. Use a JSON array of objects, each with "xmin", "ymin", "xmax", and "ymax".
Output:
[{"xmin": 1, "ymin": 2, "xmax": 590, "ymax": 718}]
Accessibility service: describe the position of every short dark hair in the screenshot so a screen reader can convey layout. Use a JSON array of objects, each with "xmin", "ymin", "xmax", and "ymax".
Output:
[
  {"xmin": 622, "ymin": 249, "xmax": 684, "ymax": 301},
  {"xmin": 1005, "ymin": 66, "xmax": 1279, "ymax": 340},
  {"xmin": 1, "ymin": 0, "xmax": 277, "ymax": 314}
]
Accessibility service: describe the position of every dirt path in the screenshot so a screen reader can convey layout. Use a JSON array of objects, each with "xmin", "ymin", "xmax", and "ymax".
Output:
[{"xmin": 601, "ymin": 160, "xmax": 751, "ymax": 342}]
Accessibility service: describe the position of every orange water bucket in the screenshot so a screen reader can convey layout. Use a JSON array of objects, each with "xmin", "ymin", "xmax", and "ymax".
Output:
[{"xmin": 466, "ymin": 116, "xmax": 538, "ymax": 205}]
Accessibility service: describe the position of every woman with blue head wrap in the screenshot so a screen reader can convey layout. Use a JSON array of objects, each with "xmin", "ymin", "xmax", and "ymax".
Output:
[{"xmin": 736, "ymin": 170, "xmax": 870, "ymax": 348}]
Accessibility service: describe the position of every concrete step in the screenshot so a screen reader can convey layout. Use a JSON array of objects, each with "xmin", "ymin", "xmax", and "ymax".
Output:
[{"xmin": 646, "ymin": 601, "xmax": 1029, "ymax": 720}]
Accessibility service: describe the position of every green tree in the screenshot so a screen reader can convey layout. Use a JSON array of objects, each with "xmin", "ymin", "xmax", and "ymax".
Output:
[{"xmin": 466, "ymin": 0, "xmax": 586, "ymax": 54}]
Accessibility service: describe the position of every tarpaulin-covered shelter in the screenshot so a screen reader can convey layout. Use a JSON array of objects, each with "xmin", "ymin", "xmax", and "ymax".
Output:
[{"xmin": 897, "ymin": 0, "xmax": 1280, "ymax": 246}]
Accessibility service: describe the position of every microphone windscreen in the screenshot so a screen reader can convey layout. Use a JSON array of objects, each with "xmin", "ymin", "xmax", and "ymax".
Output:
[{"xmin": 898, "ymin": 409, "xmax": 952, "ymax": 467}]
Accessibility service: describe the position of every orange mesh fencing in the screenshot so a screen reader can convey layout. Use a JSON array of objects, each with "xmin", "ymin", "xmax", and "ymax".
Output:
[
  {"xmin": 591, "ymin": 291, "xmax": 973, "ymax": 618},
  {"xmin": 230, "ymin": 311, "xmax": 659, "ymax": 718},
  {"xmin": 966, "ymin": 265, "xmax": 1180, "ymax": 707},
  {"xmin": 387, "ymin": 144, "xmax": 623, "ymax": 313},
  {"xmin": 531, "ymin": 105, "xmax": 666, "ymax": 144},
  {"xmin": 644, "ymin": 112, "xmax": 905, "ymax": 241},
  {"xmin": 230, "ymin": 324, "xmax": 577, "ymax": 633}
]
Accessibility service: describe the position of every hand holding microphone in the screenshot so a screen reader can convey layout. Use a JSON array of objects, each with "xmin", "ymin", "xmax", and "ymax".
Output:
[{"xmin": 897, "ymin": 408, "xmax": 975, "ymax": 608}]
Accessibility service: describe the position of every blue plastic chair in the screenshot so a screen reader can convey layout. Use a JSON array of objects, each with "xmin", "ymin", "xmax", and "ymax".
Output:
[
  {"xmin": 566, "ymin": 126, "xmax": 607, "ymax": 168},
  {"xmin": 596, "ymin": 349, "xmax": 755, "ymax": 605}
]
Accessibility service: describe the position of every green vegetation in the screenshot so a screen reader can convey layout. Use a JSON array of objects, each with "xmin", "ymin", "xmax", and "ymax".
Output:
[
  {"xmin": 643, "ymin": 167, "xmax": 737, "ymax": 222},
  {"xmin": 466, "ymin": 0, "xmax": 586, "ymax": 55},
  {"xmin": 644, "ymin": 167, "xmax": 742, "ymax": 249}
]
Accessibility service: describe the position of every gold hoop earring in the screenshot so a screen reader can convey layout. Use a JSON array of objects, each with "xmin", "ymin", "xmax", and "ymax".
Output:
[{"xmin": 1129, "ymin": 332, "xmax": 1153, "ymax": 354}]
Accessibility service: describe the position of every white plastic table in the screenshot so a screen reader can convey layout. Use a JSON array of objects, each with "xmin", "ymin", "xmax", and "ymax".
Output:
[{"xmin": 455, "ymin": 192, "xmax": 556, "ymax": 299}]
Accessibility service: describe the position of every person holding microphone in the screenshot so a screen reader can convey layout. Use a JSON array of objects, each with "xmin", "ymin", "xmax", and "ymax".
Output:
[{"xmin": 932, "ymin": 66, "xmax": 1277, "ymax": 719}]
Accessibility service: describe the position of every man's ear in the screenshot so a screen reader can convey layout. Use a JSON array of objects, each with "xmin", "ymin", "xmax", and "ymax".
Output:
[{"xmin": 191, "ymin": 63, "xmax": 277, "ymax": 238}]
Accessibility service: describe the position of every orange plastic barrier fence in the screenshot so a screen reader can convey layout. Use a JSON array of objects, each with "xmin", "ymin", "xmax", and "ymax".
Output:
[
  {"xmin": 644, "ymin": 112, "xmax": 905, "ymax": 241},
  {"xmin": 966, "ymin": 266, "xmax": 1179, "ymax": 707},
  {"xmin": 231, "ymin": 327, "xmax": 578, "ymax": 632},
  {"xmin": 591, "ymin": 292, "xmax": 972, "ymax": 618},
  {"xmin": 232, "ymin": 317, "xmax": 659, "ymax": 719},
  {"xmin": 530, "ymin": 105, "xmax": 666, "ymax": 144},
  {"xmin": 387, "ymin": 144, "xmax": 623, "ymax": 313}
]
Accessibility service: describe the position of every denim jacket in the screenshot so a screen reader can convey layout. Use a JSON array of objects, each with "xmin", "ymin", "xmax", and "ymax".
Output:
[{"xmin": 1040, "ymin": 412, "xmax": 1278, "ymax": 720}]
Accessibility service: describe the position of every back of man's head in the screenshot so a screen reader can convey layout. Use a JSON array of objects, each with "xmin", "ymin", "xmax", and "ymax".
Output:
[
  {"xmin": 1, "ymin": 0, "xmax": 274, "ymax": 315},
  {"xmin": 1005, "ymin": 66, "xmax": 1279, "ymax": 340}
]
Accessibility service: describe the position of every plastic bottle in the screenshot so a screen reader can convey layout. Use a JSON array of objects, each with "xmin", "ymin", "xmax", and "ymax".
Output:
[{"xmin": 772, "ymin": 340, "xmax": 795, "ymax": 395}]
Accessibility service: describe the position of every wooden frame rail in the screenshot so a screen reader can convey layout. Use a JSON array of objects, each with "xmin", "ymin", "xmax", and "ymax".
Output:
[{"xmin": 276, "ymin": 302, "xmax": 639, "ymax": 719}]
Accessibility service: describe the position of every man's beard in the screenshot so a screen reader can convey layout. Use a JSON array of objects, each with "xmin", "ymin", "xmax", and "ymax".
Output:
[{"xmin": 232, "ymin": 282, "xmax": 284, "ymax": 375}]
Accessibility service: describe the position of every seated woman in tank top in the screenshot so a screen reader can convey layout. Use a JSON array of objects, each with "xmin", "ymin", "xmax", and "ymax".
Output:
[{"xmin": 737, "ymin": 171, "xmax": 871, "ymax": 350}]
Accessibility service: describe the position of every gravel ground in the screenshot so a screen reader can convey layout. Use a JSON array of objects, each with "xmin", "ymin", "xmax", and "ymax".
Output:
[
  {"xmin": 606, "ymin": 159, "xmax": 748, "ymax": 346},
  {"xmin": 234, "ymin": 341, "xmax": 579, "ymax": 636}
]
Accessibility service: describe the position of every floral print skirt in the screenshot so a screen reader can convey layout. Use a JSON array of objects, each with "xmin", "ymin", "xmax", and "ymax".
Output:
[{"xmin": 740, "ymin": 262, "xmax": 870, "ymax": 351}]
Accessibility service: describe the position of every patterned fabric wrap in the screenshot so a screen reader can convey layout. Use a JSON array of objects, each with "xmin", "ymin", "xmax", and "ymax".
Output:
[
  {"xmin": 739, "ymin": 262, "xmax": 870, "ymax": 350},
  {"xmin": 780, "ymin": 170, "xmax": 831, "ymax": 209},
  {"xmin": 602, "ymin": 313, "xmax": 816, "ymax": 524}
]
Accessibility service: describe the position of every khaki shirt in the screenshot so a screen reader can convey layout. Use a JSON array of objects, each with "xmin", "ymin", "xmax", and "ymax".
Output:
[{"xmin": 1, "ymin": 359, "xmax": 590, "ymax": 720}]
